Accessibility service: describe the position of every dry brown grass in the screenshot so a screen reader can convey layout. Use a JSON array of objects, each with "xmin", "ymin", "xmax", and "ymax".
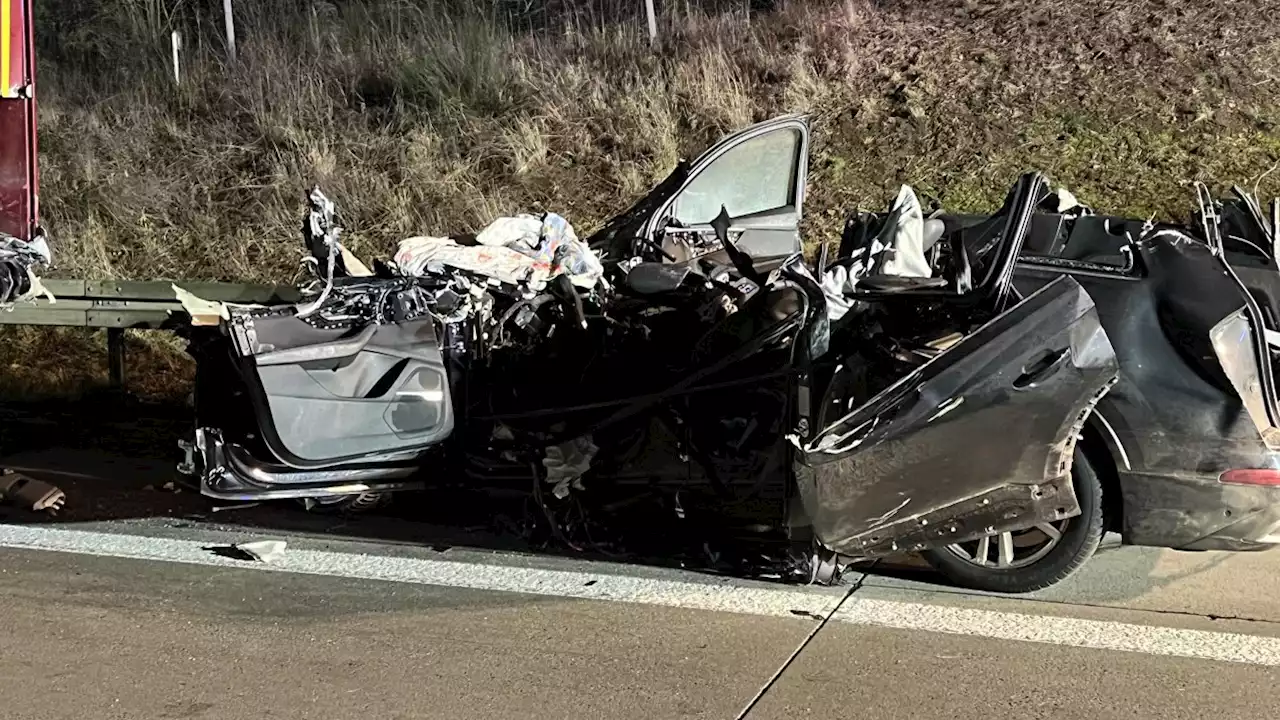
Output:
[
  {"xmin": 0, "ymin": 326, "xmax": 192, "ymax": 401},
  {"xmin": 6, "ymin": 0, "xmax": 1280, "ymax": 400}
]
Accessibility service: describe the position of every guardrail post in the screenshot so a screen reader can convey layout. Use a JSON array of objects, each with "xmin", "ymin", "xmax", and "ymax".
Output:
[{"xmin": 107, "ymin": 328, "xmax": 126, "ymax": 389}]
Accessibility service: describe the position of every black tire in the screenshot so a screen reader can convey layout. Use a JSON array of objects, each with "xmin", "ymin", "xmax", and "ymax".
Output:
[{"xmin": 921, "ymin": 446, "xmax": 1104, "ymax": 594}]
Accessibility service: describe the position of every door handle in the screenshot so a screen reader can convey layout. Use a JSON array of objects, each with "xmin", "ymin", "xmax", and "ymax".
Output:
[
  {"xmin": 1013, "ymin": 348, "xmax": 1070, "ymax": 389},
  {"xmin": 255, "ymin": 324, "xmax": 377, "ymax": 366}
]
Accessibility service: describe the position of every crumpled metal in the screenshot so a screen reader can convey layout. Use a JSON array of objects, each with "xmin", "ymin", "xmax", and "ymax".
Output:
[{"xmin": 0, "ymin": 233, "xmax": 53, "ymax": 306}]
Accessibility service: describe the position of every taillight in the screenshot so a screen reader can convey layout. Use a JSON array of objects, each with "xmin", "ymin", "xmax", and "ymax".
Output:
[{"xmin": 1219, "ymin": 468, "xmax": 1280, "ymax": 486}]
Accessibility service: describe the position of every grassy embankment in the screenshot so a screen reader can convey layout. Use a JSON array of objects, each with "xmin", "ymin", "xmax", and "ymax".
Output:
[{"xmin": 5, "ymin": 0, "xmax": 1279, "ymax": 400}]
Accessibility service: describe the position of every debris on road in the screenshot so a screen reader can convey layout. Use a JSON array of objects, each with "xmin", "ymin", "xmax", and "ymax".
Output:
[
  {"xmin": 788, "ymin": 608, "xmax": 826, "ymax": 621},
  {"xmin": 0, "ymin": 469, "xmax": 66, "ymax": 514},
  {"xmin": 205, "ymin": 540, "xmax": 287, "ymax": 563}
]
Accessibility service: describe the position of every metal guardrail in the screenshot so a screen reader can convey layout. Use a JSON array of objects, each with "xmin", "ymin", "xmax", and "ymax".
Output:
[
  {"xmin": 0, "ymin": 279, "xmax": 300, "ymax": 388},
  {"xmin": 0, "ymin": 279, "xmax": 300, "ymax": 328}
]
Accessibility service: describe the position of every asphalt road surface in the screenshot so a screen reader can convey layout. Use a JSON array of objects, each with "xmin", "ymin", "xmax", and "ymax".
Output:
[{"xmin": 3, "ymin": 445, "xmax": 1280, "ymax": 719}]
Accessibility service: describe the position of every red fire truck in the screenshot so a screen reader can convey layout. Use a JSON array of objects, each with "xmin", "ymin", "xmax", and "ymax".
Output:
[{"xmin": 0, "ymin": 0, "xmax": 47, "ymax": 301}]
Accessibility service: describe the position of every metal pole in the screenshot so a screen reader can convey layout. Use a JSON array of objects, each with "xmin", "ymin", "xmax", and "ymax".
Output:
[
  {"xmin": 645, "ymin": 0, "xmax": 658, "ymax": 45},
  {"xmin": 107, "ymin": 328, "xmax": 126, "ymax": 390},
  {"xmin": 171, "ymin": 31, "xmax": 182, "ymax": 85},
  {"xmin": 223, "ymin": 0, "xmax": 238, "ymax": 64},
  {"xmin": 1272, "ymin": 198, "xmax": 1279, "ymax": 259}
]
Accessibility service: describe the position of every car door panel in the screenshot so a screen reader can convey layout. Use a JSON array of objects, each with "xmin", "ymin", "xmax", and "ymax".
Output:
[
  {"xmin": 794, "ymin": 275, "xmax": 1118, "ymax": 559},
  {"xmin": 644, "ymin": 116, "xmax": 809, "ymax": 267},
  {"xmin": 588, "ymin": 115, "xmax": 809, "ymax": 264},
  {"xmin": 662, "ymin": 205, "xmax": 803, "ymax": 271},
  {"xmin": 226, "ymin": 311, "xmax": 455, "ymax": 469}
]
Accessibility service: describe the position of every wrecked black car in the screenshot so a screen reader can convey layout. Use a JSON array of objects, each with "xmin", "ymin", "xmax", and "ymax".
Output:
[
  {"xmin": 833, "ymin": 164, "xmax": 1280, "ymax": 592},
  {"xmin": 179, "ymin": 115, "xmax": 1279, "ymax": 593}
]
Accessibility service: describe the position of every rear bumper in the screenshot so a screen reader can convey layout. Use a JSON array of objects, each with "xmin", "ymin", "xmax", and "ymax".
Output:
[{"xmin": 1121, "ymin": 470, "xmax": 1280, "ymax": 551}]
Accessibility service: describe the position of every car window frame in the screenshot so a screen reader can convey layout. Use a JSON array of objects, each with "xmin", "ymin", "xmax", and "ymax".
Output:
[{"xmin": 641, "ymin": 115, "xmax": 810, "ymax": 241}]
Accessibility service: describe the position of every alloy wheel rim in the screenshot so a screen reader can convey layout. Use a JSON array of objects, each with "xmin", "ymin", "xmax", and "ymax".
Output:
[{"xmin": 943, "ymin": 520, "xmax": 1071, "ymax": 570}]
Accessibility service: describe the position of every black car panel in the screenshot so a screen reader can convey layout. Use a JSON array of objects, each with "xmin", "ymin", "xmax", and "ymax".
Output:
[
  {"xmin": 836, "ymin": 168, "xmax": 1280, "ymax": 558},
  {"xmin": 795, "ymin": 275, "xmax": 1117, "ymax": 558}
]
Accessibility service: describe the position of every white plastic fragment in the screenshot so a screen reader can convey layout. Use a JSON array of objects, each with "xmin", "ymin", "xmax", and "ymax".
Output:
[
  {"xmin": 173, "ymin": 284, "xmax": 229, "ymax": 326},
  {"xmin": 233, "ymin": 540, "xmax": 287, "ymax": 563},
  {"xmin": 22, "ymin": 270, "xmax": 54, "ymax": 303}
]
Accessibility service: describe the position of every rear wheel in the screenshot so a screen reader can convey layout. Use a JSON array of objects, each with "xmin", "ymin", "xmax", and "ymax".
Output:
[{"xmin": 921, "ymin": 446, "xmax": 1103, "ymax": 593}]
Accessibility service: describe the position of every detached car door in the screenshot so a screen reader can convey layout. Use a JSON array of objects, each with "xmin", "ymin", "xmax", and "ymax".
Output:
[
  {"xmin": 795, "ymin": 275, "xmax": 1119, "ymax": 559},
  {"xmin": 221, "ymin": 307, "xmax": 455, "ymax": 470}
]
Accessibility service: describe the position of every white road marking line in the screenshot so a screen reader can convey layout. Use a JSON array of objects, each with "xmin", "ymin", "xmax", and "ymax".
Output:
[
  {"xmin": 3, "ymin": 524, "xmax": 1280, "ymax": 666},
  {"xmin": 835, "ymin": 600, "xmax": 1280, "ymax": 666},
  {"xmin": 0, "ymin": 525, "xmax": 843, "ymax": 618}
]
